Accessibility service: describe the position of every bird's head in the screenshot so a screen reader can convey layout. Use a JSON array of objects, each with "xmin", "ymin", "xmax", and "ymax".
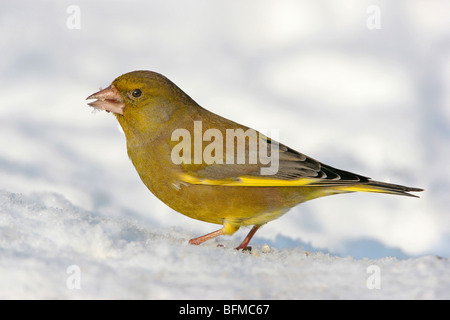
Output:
[
  {"xmin": 87, "ymin": 70, "xmax": 198, "ymax": 136},
  {"xmin": 87, "ymin": 70, "xmax": 186, "ymax": 114}
]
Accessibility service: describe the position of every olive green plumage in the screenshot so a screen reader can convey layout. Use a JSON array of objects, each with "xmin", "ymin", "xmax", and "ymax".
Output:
[{"xmin": 87, "ymin": 70, "xmax": 423, "ymax": 249}]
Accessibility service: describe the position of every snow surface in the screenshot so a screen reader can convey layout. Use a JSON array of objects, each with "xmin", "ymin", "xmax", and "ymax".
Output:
[
  {"xmin": 1, "ymin": 1, "xmax": 449, "ymax": 299},
  {"xmin": 1, "ymin": 190, "xmax": 449, "ymax": 299}
]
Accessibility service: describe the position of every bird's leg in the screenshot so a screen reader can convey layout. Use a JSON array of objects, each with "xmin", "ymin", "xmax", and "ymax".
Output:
[
  {"xmin": 235, "ymin": 225, "xmax": 261, "ymax": 250},
  {"xmin": 189, "ymin": 229, "xmax": 223, "ymax": 245}
]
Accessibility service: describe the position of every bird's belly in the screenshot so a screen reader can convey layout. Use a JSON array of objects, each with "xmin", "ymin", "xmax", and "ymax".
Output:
[{"xmin": 148, "ymin": 180, "xmax": 311, "ymax": 226}]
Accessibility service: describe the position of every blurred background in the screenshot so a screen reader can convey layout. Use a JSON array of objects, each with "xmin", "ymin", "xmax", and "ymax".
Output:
[{"xmin": 1, "ymin": 0, "xmax": 449, "ymax": 258}]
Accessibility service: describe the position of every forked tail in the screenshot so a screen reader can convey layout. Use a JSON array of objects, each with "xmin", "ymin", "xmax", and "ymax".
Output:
[{"xmin": 338, "ymin": 180, "xmax": 424, "ymax": 198}]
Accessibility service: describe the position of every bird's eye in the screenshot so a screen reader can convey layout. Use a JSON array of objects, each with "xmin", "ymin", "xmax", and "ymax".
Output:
[{"xmin": 132, "ymin": 89, "xmax": 142, "ymax": 98}]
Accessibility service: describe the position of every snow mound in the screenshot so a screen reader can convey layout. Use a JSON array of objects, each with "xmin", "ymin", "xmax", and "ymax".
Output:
[{"xmin": 1, "ymin": 190, "xmax": 449, "ymax": 299}]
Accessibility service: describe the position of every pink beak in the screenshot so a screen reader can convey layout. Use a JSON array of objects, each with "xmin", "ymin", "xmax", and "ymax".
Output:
[{"xmin": 86, "ymin": 85, "xmax": 125, "ymax": 115}]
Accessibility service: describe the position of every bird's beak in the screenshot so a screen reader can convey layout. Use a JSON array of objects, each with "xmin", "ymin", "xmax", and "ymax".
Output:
[{"xmin": 86, "ymin": 85, "xmax": 125, "ymax": 115}]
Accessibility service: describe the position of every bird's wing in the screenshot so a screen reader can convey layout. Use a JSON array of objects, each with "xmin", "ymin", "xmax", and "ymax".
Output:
[{"xmin": 178, "ymin": 133, "xmax": 370, "ymax": 187}]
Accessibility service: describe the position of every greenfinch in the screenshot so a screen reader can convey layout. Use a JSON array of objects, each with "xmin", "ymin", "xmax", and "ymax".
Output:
[{"xmin": 87, "ymin": 70, "xmax": 423, "ymax": 250}]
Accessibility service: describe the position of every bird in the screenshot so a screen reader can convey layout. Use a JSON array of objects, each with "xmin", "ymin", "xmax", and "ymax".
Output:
[{"xmin": 86, "ymin": 70, "xmax": 423, "ymax": 250}]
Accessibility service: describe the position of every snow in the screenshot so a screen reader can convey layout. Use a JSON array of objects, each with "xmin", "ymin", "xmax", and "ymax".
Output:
[
  {"xmin": 1, "ymin": 1, "xmax": 449, "ymax": 299},
  {"xmin": 2, "ymin": 190, "xmax": 449, "ymax": 299}
]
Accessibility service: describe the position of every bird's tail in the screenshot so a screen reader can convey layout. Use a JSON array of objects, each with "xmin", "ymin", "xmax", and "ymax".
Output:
[{"xmin": 337, "ymin": 181, "xmax": 424, "ymax": 198}]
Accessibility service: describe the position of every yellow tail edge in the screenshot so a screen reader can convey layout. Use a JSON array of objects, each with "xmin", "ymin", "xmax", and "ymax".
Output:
[{"xmin": 337, "ymin": 181, "xmax": 424, "ymax": 198}]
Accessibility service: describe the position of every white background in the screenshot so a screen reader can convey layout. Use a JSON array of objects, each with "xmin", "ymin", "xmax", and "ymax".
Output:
[{"xmin": 1, "ymin": 0, "xmax": 449, "ymax": 299}]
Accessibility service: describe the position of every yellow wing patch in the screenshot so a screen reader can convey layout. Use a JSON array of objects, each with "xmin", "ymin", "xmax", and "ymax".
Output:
[{"xmin": 179, "ymin": 173, "xmax": 318, "ymax": 187}]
